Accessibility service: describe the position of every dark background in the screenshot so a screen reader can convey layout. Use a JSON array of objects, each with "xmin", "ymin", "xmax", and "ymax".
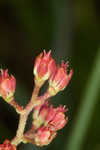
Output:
[{"xmin": 0, "ymin": 1, "xmax": 100, "ymax": 150}]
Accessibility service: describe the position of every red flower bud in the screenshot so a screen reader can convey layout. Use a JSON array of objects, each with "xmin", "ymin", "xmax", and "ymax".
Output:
[
  {"xmin": 48, "ymin": 61, "xmax": 73, "ymax": 95},
  {"xmin": 49, "ymin": 111, "xmax": 68, "ymax": 131},
  {"xmin": 33, "ymin": 102, "xmax": 67, "ymax": 132},
  {"xmin": 23, "ymin": 126, "xmax": 56, "ymax": 146},
  {"xmin": 34, "ymin": 50, "xmax": 56, "ymax": 86},
  {"xmin": 0, "ymin": 140, "xmax": 16, "ymax": 150},
  {"xmin": 45, "ymin": 106, "xmax": 56, "ymax": 123},
  {"xmin": 38, "ymin": 102, "xmax": 49, "ymax": 120},
  {"xmin": 32, "ymin": 103, "xmax": 49, "ymax": 129},
  {"xmin": 34, "ymin": 127, "xmax": 56, "ymax": 146},
  {"xmin": 0, "ymin": 70, "xmax": 16, "ymax": 102},
  {"xmin": 45, "ymin": 105, "xmax": 67, "ymax": 131}
]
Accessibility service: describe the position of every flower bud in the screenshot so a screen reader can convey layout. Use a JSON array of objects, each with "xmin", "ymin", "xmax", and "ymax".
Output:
[
  {"xmin": 0, "ymin": 140, "xmax": 16, "ymax": 150},
  {"xmin": 45, "ymin": 105, "xmax": 67, "ymax": 131},
  {"xmin": 0, "ymin": 69, "xmax": 16, "ymax": 102},
  {"xmin": 49, "ymin": 111, "xmax": 68, "ymax": 131},
  {"xmin": 34, "ymin": 50, "xmax": 56, "ymax": 86},
  {"xmin": 48, "ymin": 61, "xmax": 73, "ymax": 96},
  {"xmin": 34, "ymin": 127, "xmax": 56, "ymax": 146},
  {"xmin": 33, "ymin": 102, "xmax": 67, "ymax": 132},
  {"xmin": 32, "ymin": 102, "xmax": 49, "ymax": 129},
  {"xmin": 23, "ymin": 127, "xmax": 56, "ymax": 146}
]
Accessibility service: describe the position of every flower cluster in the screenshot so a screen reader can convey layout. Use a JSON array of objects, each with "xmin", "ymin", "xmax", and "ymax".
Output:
[
  {"xmin": 0, "ymin": 50, "xmax": 73, "ymax": 148},
  {"xmin": 24, "ymin": 102, "xmax": 67, "ymax": 146},
  {"xmin": 34, "ymin": 50, "xmax": 73, "ymax": 95}
]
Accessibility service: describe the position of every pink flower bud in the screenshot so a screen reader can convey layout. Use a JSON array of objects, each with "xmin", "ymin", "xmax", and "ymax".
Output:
[
  {"xmin": 48, "ymin": 61, "xmax": 73, "ymax": 95},
  {"xmin": 49, "ymin": 112, "xmax": 68, "ymax": 131},
  {"xmin": 0, "ymin": 140, "xmax": 16, "ymax": 150},
  {"xmin": 0, "ymin": 69, "xmax": 16, "ymax": 102},
  {"xmin": 32, "ymin": 102, "xmax": 49, "ymax": 129},
  {"xmin": 34, "ymin": 127, "xmax": 56, "ymax": 146},
  {"xmin": 44, "ymin": 105, "xmax": 57, "ymax": 124},
  {"xmin": 25, "ymin": 103, "xmax": 67, "ymax": 146},
  {"xmin": 33, "ymin": 101, "xmax": 67, "ymax": 131},
  {"xmin": 23, "ymin": 127, "xmax": 56, "ymax": 146},
  {"xmin": 38, "ymin": 102, "xmax": 49, "ymax": 120},
  {"xmin": 34, "ymin": 50, "xmax": 56, "ymax": 86},
  {"xmin": 46, "ymin": 105, "xmax": 67, "ymax": 131}
]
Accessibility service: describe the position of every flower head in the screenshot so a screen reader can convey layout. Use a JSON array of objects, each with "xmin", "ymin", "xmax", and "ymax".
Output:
[
  {"xmin": 0, "ymin": 140, "xmax": 16, "ymax": 150},
  {"xmin": 48, "ymin": 61, "xmax": 73, "ymax": 96},
  {"xmin": 34, "ymin": 50, "xmax": 56, "ymax": 86},
  {"xmin": 0, "ymin": 69, "xmax": 16, "ymax": 102}
]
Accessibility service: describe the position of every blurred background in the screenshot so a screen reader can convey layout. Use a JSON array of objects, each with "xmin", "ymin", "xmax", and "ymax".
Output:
[{"xmin": 0, "ymin": 0, "xmax": 100, "ymax": 150}]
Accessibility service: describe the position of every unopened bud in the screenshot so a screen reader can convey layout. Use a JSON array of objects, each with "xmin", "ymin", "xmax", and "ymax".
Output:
[
  {"xmin": 34, "ymin": 50, "xmax": 56, "ymax": 87},
  {"xmin": 0, "ymin": 70, "xmax": 16, "ymax": 102},
  {"xmin": 48, "ymin": 61, "xmax": 73, "ymax": 96}
]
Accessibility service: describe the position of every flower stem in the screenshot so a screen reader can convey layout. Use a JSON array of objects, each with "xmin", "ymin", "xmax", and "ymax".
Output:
[
  {"xmin": 11, "ymin": 114, "xmax": 28, "ymax": 145},
  {"xmin": 10, "ymin": 100, "xmax": 24, "ymax": 113},
  {"xmin": 11, "ymin": 85, "xmax": 40, "ymax": 146}
]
